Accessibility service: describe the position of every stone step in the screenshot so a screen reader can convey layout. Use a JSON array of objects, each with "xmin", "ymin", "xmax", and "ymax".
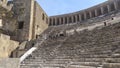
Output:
[
  {"xmin": 70, "ymin": 62, "xmax": 101, "ymax": 67},
  {"xmin": 43, "ymin": 58, "xmax": 120, "ymax": 63},
  {"xmin": 68, "ymin": 65, "xmax": 97, "ymax": 68},
  {"xmin": 21, "ymin": 58, "xmax": 120, "ymax": 66},
  {"xmin": 41, "ymin": 63, "xmax": 67, "ymax": 67},
  {"xmin": 42, "ymin": 66, "xmax": 64, "ymax": 68},
  {"xmin": 20, "ymin": 63, "xmax": 41, "ymax": 66},
  {"xmin": 20, "ymin": 65, "xmax": 41, "ymax": 68},
  {"xmin": 103, "ymin": 63, "xmax": 120, "ymax": 68},
  {"xmin": 21, "ymin": 61, "xmax": 43, "ymax": 65}
]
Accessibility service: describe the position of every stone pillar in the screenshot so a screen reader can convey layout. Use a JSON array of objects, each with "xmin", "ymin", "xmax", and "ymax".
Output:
[
  {"xmin": 114, "ymin": 2, "xmax": 118, "ymax": 10},
  {"xmin": 79, "ymin": 14, "xmax": 82, "ymax": 21},
  {"xmin": 63, "ymin": 17, "xmax": 65, "ymax": 24},
  {"xmin": 95, "ymin": 9, "xmax": 98, "ymax": 17},
  {"xmin": 89, "ymin": 11, "xmax": 92, "ymax": 18},
  {"xmin": 55, "ymin": 18, "xmax": 57, "ymax": 26},
  {"xmin": 107, "ymin": 5, "xmax": 111, "ymax": 12},
  {"xmin": 84, "ymin": 12, "xmax": 87, "ymax": 20},
  {"xmin": 59, "ymin": 18, "xmax": 62, "ymax": 25},
  {"xmin": 71, "ymin": 16, "xmax": 74, "ymax": 23},
  {"xmin": 75, "ymin": 15, "xmax": 78, "ymax": 23},
  {"xmin": 101, "ymin": 7, "xmax": 104, "ymax": 14}
]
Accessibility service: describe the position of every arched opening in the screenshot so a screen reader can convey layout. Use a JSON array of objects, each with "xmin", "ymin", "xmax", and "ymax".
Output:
[
  {"xmin": 110, "ymin": 3, "xmax": 115, "ymax": 11},
  {"xmin": 65, "ymin": 17, "xmax": 67, "ymax": 24},
  {"xmin": 97, "ymin": 8, "xmax": 102, "ymax": 16},
  {"xmin": 81, "ymin": 14, "xmax": 85, "ymax": 21},
  {"xmin": 53, "ymin": 18, "xmax": 55, "ymax": 25},
  {"xmin": 61, "ymin": 17, "xmax": 63, "ymax": 25},
  {"xmin": 117, "ymin": 1, "xmax": 120, "ymax": 9},
  {"xmin": 103, "ymin": 6, "xmax": 108, "ymax": 14},
  {"xmin": 57, "ymin": 18, "xmax": 60, "ymax": 25},
  {"xmin": 73, "ymin": 16, "xmax": 76, "ymax": 23},
  {"xmin": 91, "ymin": 10, "xmax": 95, "ymax": 18},
  {"xmin": 77, "ymin": 14, "xmax": 80, "ymax": 22},
  {"xmin": 86, "ymin": 12, "xmax": 90, "ymax": 19}
]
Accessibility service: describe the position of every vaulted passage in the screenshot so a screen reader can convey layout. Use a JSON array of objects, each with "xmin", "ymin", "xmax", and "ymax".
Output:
[{"xmin": 86, "ymin": 12, "xmax": 90, "ymax": 19}]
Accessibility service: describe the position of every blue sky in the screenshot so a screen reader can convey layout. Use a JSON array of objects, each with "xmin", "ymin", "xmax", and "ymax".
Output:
[{"xmin": 37, "ymin": 0, "xmax": 107, "ymax": 16}]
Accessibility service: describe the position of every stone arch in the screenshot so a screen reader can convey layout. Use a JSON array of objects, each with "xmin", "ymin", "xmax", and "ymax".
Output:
[
  {"xmin": 91, "ymin": 10, "xmax": 96, "ymax": 18},
  {"xmin": 103, "ymin": 6, "xmax": 109, "ymax": 14},
  {"xmin": 53, "ymin": 18, "xmax": 55, "ymax": 25},
  {"xmin": 81, "ymin": 14, "xmax": 85, "ymax": 21},
  {"xmin": 117, "ymin": 0, "xmax": 120, "ymax": 9},
  {"xmin": 77, "ymin": 14, "xmax": 80, "ymax": 22},
  {"xmin": 65, "ymin": 17, "xmax": 67, "ymax": 24},
  {"xmin": 97, "ymin": 8, "xmax": 102, "ymax": 16},
  {"xmin": 73, "ymin": 15, "xmax": 76, "ymax": 23},
  {"xmin": 110, "ymin": 3, "xmax": 115, "ymax": 11},
  {"xmin": 49, "ymin": 18, "xmax": 52, "ymax": 26},
  {"xmin": 61, "ymin": 17, "xmax": 63, "ymax": 25},
  {"xmin": 86, "ymin": 12, "xmax": 90, "ymax": 19},
  {"xmin": 57, "ymin": 18, "xmax": 60, "ymax": 25}
]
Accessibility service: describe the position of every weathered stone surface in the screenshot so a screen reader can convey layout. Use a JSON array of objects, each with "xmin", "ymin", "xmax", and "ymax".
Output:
[
  {"xmin": 0, "ymin": 34, "xmax": 19, "ymax": 58},
  {"xmin": 12, "ymin": 0, "xmax": 48, "ymax": 42},
  {"xmin": 0, "ymin": 58, "xmax": 20, "ymax": 68},
  {"xmin": 103, "ymin": 63, "xmax": 120, "ymax": 68},
  {"xmin": 1, "ymin": 0, "xmax": 120, "ymax": 68}
]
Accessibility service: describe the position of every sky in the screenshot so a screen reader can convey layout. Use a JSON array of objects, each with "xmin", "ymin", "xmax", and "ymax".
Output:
[{"xmin": 37, "ymin": 0, "xmax": 107, "ymax": 16}]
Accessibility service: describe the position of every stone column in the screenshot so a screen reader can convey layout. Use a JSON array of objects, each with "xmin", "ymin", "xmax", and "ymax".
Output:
[
  {"xmin": 75, "ymin": 15, "xmax": 78, "ymax": 23},
  {"xmin": 63, "ymin": 17, "xmax": 65, "ymax": 24},
  {"xmin": 84, "ymin": 12, "xmax": 87, "ymax": 20},
  {"xmin": 71, "ymin": 16, "xmax": 74, "ymax": 23},
  {"xmin": 59, "ymin": 18, "xmax": 62, "ymax": 25},
  {"xmin": 79, "ymin": 14, "xmax": 82, "ymax": 21},
  {"xmin": 55, "ymin": 18, "xmax": 57, "ymax": 26},
  {"xmin": 114, "ymin": 2, "xmax": 118, "ymax": 10},
  {"xmin": 95, "ymin": 9, "xmax": 98, "ymax": 17},
  {"xmin": 101, "ymin": 7, "xmax": 104, "ymax": 14},
  {"xmin": 89, "ymin": 11, "xmax": 92, "ymax": 18},
  {"xmin": 107, "ymin": 5, "xmax": 111, "ymax": 12}
]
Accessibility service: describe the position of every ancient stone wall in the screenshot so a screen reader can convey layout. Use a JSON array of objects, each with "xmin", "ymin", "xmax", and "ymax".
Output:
[
  {"xmin": 33, "ymin": 1, "xmax": 48, "ymax": 39},
  {"xmin": 13, "ymin": 0, "xmax": 48, "ymax": 42},
  {"xmin": 13, "ymin": 0, "xmax": 35, "ymax": 42},
  {"xmin": 0, "ymin": 0, "xmax": 7, "ymax": 6},
  {"xmin": 49, "ymin": 0, "xmax": 120, "ymax": 26},
  {"xmin": 0, "ymin": 33, "xmax": 19, "ymax": 58}
]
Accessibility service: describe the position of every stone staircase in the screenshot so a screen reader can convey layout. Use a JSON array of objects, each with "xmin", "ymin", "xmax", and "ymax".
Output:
[{"xmin": 20, "ymin": 19, "xmax": 120, "ymax": 68}]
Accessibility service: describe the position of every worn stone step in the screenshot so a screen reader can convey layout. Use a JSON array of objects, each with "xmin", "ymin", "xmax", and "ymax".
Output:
[
  {"xmin": 103, "ymin": 63, "xmax": 120, "ymax": 68},
  {"xmin": 70, "ymin": 62, "xmax": 101, "ymax": 67},
  {"xmin": 68, "ymin": 65, "xmax": 97, "ymax": 68}
]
